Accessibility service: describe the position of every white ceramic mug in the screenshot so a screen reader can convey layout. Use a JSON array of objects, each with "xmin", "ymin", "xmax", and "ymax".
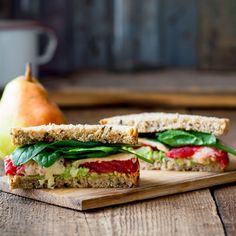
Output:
[{"xmin": 0, "ymin": 21, "xmax": 57, "ymax": 88}]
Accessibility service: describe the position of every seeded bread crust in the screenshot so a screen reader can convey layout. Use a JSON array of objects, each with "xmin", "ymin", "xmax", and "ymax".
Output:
[
  {"xmin": 11, "ymin": 124, "xmax": 138, "ymax": 146},
  {"xmin": 100, "ymin": 112, "xmax": 229, "ymax": 136},
  {"xmin": 140, "ymin": 159, "xmax": 224, "ymax": 172},
  {"xmin": 8, "ymin": 171, "xmax": 139, "ymax": 189}
]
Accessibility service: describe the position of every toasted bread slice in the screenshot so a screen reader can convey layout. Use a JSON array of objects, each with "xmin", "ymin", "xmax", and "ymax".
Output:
[
  {"xmin": 9, "ymin": 171, "xmax": 139, "ymax": 189},
  {"xmin": 11, "ymin": 124, "xmax": 138, "ymax": 146},
  {"xmin": 100, "ymin": 112, "xmax": 229, "ymax": 136}
]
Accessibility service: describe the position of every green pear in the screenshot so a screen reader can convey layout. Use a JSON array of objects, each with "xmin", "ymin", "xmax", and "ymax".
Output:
[{"xmin": 0, "ymin": 64, "xmax": 67, "ymax": 158}]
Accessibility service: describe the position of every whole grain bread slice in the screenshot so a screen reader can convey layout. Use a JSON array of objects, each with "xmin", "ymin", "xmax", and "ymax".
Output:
[
  {"xmin": 9, "ymin": 171, "xmax": 139, "ymax": 189},
  {"xmin": 100, "ymin": 112, "xmax": 229, "ymax": 136},
  {"xmin": 11, "ymin": 124, "xmax": 138, "ymax": 146}
]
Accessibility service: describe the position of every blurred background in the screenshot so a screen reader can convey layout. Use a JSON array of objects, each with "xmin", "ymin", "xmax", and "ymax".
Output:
[{"xmin": 1, "ymin": 0, "xmax": 236, "ymax": 108}]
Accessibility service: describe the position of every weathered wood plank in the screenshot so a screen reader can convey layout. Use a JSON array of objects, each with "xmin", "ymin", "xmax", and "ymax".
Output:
[
  {"xmin": 101, "ymin": 190, "xmax": 224, "ymax": 236},
  {"xmin": 0, "ymin": 188, "xmax": 224, "ymax": 236},
  {"xmin": 199, "ymin": 0, "xmax": 236, "ymax": 69},
  {"xmin": 41, "ymin": 70, "xmax": 236, "ymax": 107},
  {"xmin": 214, "ymin": 186, "xmax": 236, "ymax": 236},
  {"xmin": 51, "ymin": 89, "xmax": 236, "ymax": 107},
  {"xmin": 73, "ymin": 0, "xmax": 111, "ymax": 68},
  {"xmin": 43, "ymin": 70, "xmax": 236, "ymax": 93},
  {"xmin": 162, "ymin": 0, "xmax": 197, "ymax": 66},
  {"xmin": 0, "ymin": 191, "xmax": 97, "ymax": 236}
]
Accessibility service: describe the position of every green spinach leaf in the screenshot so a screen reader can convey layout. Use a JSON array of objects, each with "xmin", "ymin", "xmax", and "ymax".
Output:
[
  {"xmin": 121, "ymin": 146, "xmax": 154, "ymax": 164},
  {"xmin": 64, "ymin": 146, "xmax": 120, "ymax": 154},
  {"xmin": 12, "ymin": 145, "xmax": 33, "ymax": 166},
  {"xmin": 32, "ymin": 150, "xmax": 61, "ymax": 168},
  {"xmin": 12, "ymin": 142, "xmax": 49, "ymax": 166},
  {"xmin": 157, "ymin": 130, "xmax": 216, "ymax": 147},
  {"xmin": 214, "ymin": 140, "xmax": 236, "ymax": 156},
  {"xmin": 157, "ymin": 130, "xmax": 236, "ymax": 156},
  {"xmin": 12, "ymin": 140, "xmax": 150, "ymax": 168}
]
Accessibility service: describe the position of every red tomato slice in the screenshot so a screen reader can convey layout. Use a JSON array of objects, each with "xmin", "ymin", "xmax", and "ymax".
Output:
[
  {"xmin": 5, "ymin": 157, "xmax": 140, "ymax": 176},
  {"xmin": 167, "ymin": 146, "xmax": 200, "ymax": 158},
  {"xmin": 79, "ymin": 158, "xmax": 139, "ymax": 174},
  {"xmin": 4, "ymin": 156, "xmax": 17, "ymax": 175},
  {"xmin": 214, "ymin": 148, "xmax": 229, "ymax": 169},
  {"xmin": 5, "ymin": 156, "xmax": 26, "ymax": 176}
]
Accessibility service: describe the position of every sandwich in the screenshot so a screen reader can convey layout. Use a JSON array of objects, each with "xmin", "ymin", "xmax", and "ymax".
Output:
[
  {"xmin": 4, "ymin": 124, "xmax": 148, "ymax": 189},
  {"xmin": 100, "ymin": 112, "xmax": 236, "ymax": 172}
]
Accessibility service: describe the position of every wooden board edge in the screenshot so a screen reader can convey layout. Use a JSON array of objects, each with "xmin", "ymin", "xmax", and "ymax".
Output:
[
  {"xmin": 81, "ymin": 171, "xmax": 236, "ymax": 210},
  {"xmin": 0, "ymin": 176, "xmax": 83, "ymax": 210},
  {"xmin": 1, "ymin": 171, "xmax": 236, "ymax": 211}
]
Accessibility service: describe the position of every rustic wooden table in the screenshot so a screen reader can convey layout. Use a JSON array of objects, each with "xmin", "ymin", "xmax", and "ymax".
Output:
[
  {"xmin": 1, "ymin": 106, "xmax": 236, "ymax": 236},
  {"xmin": 42, "ymin": 70, "xmax": 236, "ymax": 107}
]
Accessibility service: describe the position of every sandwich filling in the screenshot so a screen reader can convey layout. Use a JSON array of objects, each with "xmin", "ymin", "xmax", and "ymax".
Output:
[
  {"xmin": 132, "ymin": 130, "xmax": 234, "ymax": 170},
  {"xmin": 4, "ymin": 140, "xmax": 143, "ymax": 188},
  {"xmin": 5, "ymin": 154, "xmax": 139, "ymax": 188}
]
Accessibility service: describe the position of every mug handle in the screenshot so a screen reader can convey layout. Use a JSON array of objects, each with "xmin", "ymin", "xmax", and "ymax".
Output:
[{"xmin": 36, "ymin": 27, "xmax": 58, "ymax": 65}]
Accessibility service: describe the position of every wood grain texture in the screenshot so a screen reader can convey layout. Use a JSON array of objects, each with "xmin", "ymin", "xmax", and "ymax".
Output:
[
  {"xmin": 199, "ymin": 0, "xmax": 236, "ymax": 69},
  {"xmin": 100, "ymin": 190, "xmax": 224, "ymax": 236},
  {"xmin": 0, "ymin": 187, "xmax": 224, "ymax": 236},
  {"xmin": 49, "ymin": 89, "xmax": 236, "ymax": 107},
  {"xmin": 73, "ymin": 0, "xmax": 111, "ymax": 69},
  {"xmin": 162, "ymin": 0, "xmax": 197, "ymax": 66},
  {"xmin": 214, "ymin": 186, "xmax": 236, "ymax": 236},
  {"xmin": 1, "ymin": 170, "xmax": 236, "ymax": 211},
  {"xmin": 42, "ymin": 70, "xmax": 236, "ymax": 107},
  {"xmin": 43, "ymin": 70, "xmax": 236, "ymax": 93},
  {"xmin": 111, "ymin": 0, "xmax": 163, "ymax": 70}
]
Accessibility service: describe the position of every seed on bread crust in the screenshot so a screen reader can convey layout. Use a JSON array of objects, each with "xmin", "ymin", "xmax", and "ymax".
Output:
[
  {"xmin": 100, "ymin": 112, "xmax": 229, "ymax": 136},
  {"xmin": 11, "ymin": 124, "xmax": 138, "ymax": 146}
]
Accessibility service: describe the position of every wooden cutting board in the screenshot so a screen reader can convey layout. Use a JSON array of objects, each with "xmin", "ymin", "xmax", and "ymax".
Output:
[{"xmin": 1, "ymin": 170, "xmax": 236, "ymax": 211}]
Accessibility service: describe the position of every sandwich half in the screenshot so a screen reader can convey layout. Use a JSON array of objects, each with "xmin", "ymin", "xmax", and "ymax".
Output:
[
  {"xmin": 4, "ymin": 124, "xmax": 145, "ymax": 189},
  {"xmin": 100, "ymin": 112, "xmax": 236, "ymax": 172}
]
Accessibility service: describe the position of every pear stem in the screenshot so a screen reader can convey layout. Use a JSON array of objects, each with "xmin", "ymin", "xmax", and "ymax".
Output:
[{"xmin": 25, "ymin": 63, "xmax": 32, "ymax": 81}]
